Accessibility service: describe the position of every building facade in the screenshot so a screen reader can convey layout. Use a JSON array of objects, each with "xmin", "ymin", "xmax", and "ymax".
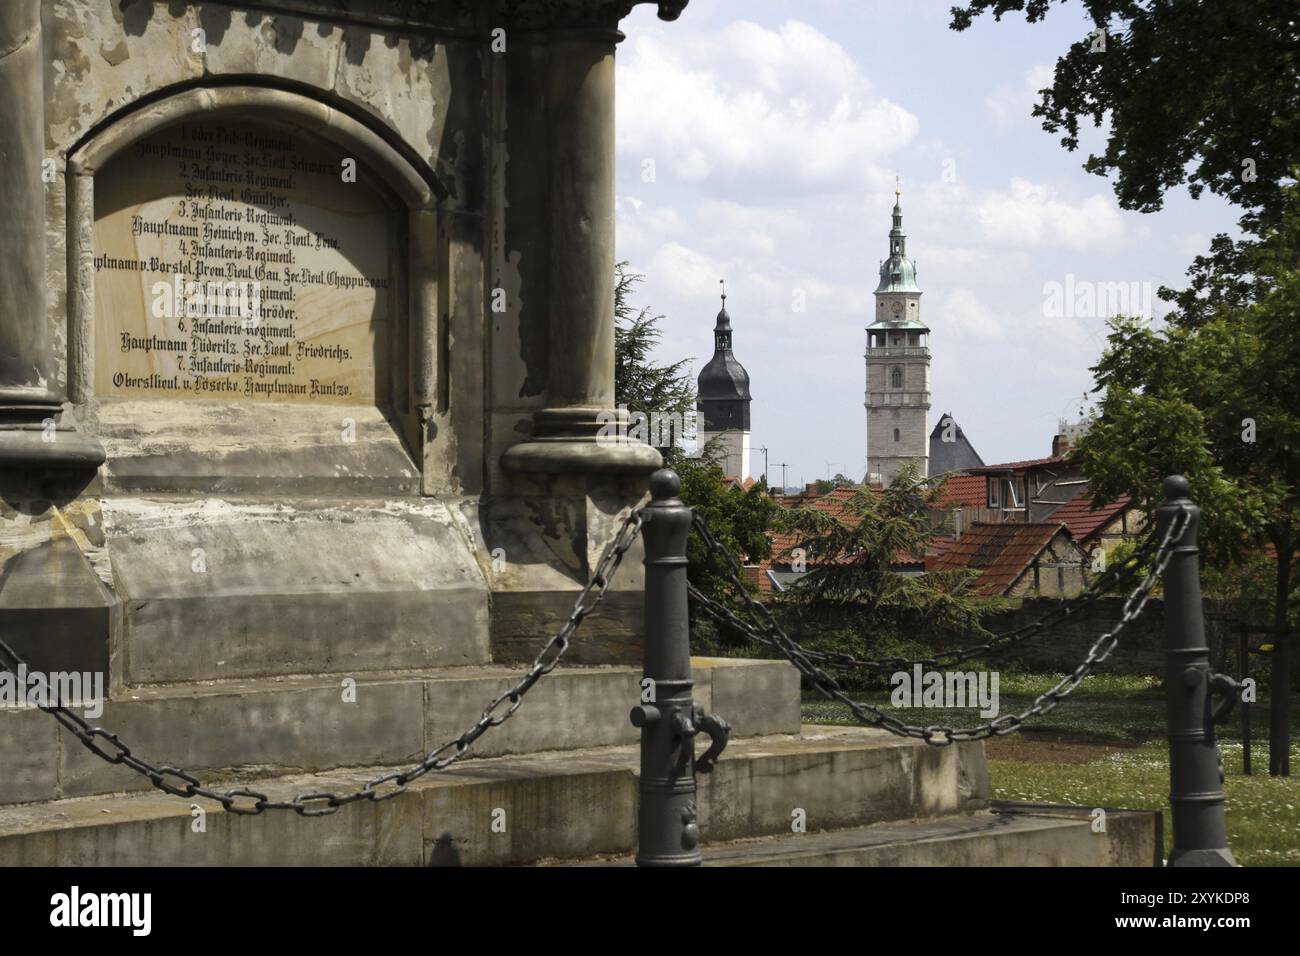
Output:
[{"xmin": 865, "ymin": 190, "xmax": 930, "ymax": 485}]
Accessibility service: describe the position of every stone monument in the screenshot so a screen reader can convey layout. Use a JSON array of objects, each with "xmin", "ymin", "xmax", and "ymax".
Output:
[{"xmin": 0, "ymin": 0, "xmax": 684, "ymax": 686}]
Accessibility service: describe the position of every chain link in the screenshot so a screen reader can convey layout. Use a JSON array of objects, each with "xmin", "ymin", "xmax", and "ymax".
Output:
[
  {"xmin": 688, "ymin": 506, "xmax": 1189, "ymax": 745},
  {"xmin": 0, "ymin": 508, "xmax": 644, "ymax": 815}
]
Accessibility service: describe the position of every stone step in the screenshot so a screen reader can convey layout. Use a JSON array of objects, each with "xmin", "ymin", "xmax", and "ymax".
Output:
[
  {"xmin": 0, "ymin": 658, "xmax": 799, "ymax": 806},
  {"xmin": 575, "ymin": 804, "xmax": 1159, "ymax": 867},
  {"xmin": 0, "ymin": 726, "xmax": 989, "ymax": 865},
  {"xmin": 702, "ymin": 804, "xmax": 1160, "ymax": 866}
]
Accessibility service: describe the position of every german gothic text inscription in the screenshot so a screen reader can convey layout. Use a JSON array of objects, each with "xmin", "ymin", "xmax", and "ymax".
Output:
[{"xmin": 94, "ymin": 121, "xmax": 395, "ymax": 405}]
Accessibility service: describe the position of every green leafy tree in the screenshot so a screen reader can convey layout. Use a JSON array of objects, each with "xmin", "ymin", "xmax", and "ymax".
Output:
[
  {"xmin": 613, "ymin": 262, "xmax": 696, "ymax": 468},
  {"xmin": 1075, "ymin": 194, "xmax": 1300, "ymax": 770},
  {"xmin": 812, "ymin": 473, "xmax": 857, "ymax": 495},
  {"xmin": 774, "ymin": 465, "xmax": 1002, "ymax": 686},
  {"xmin": 950, "ymin": 0, "xmax": 1300, "ymax": 221},
  {"xmin": 611, "ymin": 262, "xmax": 780, "ymax": 647},
  {"xmin": 679, "ymin": 457, "xmax": 781, "ymax": 653}
]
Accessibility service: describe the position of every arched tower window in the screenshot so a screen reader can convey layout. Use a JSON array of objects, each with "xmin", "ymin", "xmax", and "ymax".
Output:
[
  {"xmin": 891, "ymin": 366, "xmax": 903, "ymax": 389},
  {"xmin": 893, "ymin": 428, "xmax": 900, "ymax": 442}
]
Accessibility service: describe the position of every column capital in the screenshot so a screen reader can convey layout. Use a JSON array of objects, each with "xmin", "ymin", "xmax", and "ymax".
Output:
[{"xmin": 496, "ymin": 0, "xmax": 688, "ymax": 32}]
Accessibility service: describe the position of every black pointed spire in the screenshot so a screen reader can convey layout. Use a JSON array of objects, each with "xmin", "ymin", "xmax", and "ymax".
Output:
[{"xmin": 697, "ymin": 280, "xmax": 751, "ymax": 429}]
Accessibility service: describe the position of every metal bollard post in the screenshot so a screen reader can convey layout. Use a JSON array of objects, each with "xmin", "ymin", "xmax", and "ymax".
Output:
[
  {"xmin": 1158, "ymin": 476, "xmax": 1236, "ymax": 867},
  {"xmin": 633, "ymin": 469, "xmax": 729, "ymax": 867},
  {"xmin": 1238, "ymin": 625, "xmax": 1251, "ymax": 776}
]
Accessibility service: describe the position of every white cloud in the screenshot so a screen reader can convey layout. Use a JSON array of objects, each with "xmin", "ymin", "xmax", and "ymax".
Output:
[
  {"xmin": 648, "ymin": 242, "xmax": 727, "ymax": 302},
  {"xmin": 976, "ymin": 177, "xmax": 1125, "ymax": 251},
  {"xmin": 937, "ymin": 287, "xmax": 1005, "ymax": 341},
  {"xmin": 985, "ymin": 64, "xmax": 1054, "ymax": 129},
  {"xmin": 617, "ymin": 20, "xmax": 919, "ymax": 193},
  {"xmin": 923, "ymin": 244, "xmax": 1032, "ymax": 286}
]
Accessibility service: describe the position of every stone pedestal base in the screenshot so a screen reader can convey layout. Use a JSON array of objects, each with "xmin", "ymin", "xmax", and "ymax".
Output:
[
  {"xmin": 0, "ymin": 429, "xmax": 105, "ymax": 470},
  {"xmin": 501, "ymin": 408, "xmax": 662, "ymax": 476},
  {"xmin": 502, "ymin": 438, "xmax": 661, "ymax": 475}
]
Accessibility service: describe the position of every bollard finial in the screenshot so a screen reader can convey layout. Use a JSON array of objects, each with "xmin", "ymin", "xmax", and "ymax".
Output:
[
  {"xmin": 1163, "ymin": 474, "xmax": 1191, "ymax": 500},
  {"xmin": 649, "ymin": 468, "xmax": 681, "ymax": 500}
]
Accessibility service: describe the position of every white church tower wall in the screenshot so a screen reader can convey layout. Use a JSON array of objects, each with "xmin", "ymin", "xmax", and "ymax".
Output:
[{"xmin": 865, "ymin": 186, "xmax": 931, "ymax": 485}]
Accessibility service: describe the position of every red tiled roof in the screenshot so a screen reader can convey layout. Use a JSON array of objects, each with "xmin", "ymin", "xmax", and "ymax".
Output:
[
  {"xmin": 1049, "ymin": 490, "xmax": 1133, "ymax": 542},
  {"xmin": 966, "ymin": 456, "xmax": 1068, "ymax": 474},
  {"xmin": 929, "ymin": 522, "xmax": 1068, "ymax": 596},
  {"xmin": 772, "ymin": 492, "xmax": 811, "ymax": 507},
  {"xmin": 775, "ymin": 484, "xmax": 879, "ymax": 508},
  {"xmin": 804, "ymin": 486, "xmax": 878, "ymax": 524},
  {"xmin": 925, "ymin": 534, "xmax": 959, "ymax": 568},
  {"xmin": 768, "ymin": 531, "xmax": 801, "ymax": 562},
  {"xmin": 935, "ymin": 474, "xmax": 987, "ymax": 508},
  {"xmin": 752, "ymin": 488, "xmax": 919, "ymax": 592}
]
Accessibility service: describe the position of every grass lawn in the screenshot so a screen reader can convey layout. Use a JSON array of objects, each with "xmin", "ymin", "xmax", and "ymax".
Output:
[{"xmin": 801, "ymin": 673, "xmax": 1300, "ymax": 866}]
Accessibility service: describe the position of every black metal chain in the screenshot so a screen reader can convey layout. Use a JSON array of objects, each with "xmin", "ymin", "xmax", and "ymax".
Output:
[
  {"xmin": 688, "ymin": 507, "xmax": 1189, "ymax": 745},
  {"xmin": 727, "ymin": 531, "xmax": 1160, "ymax": 673},
  {"xmin": 0, "ymin": 508, "xmax": 644, "ymax": 816}
]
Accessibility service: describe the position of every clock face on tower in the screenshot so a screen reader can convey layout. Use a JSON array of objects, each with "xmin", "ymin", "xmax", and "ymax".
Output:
[{"xmin": 891, "ymin": 300, "xmax": 903, "ymax": 316}]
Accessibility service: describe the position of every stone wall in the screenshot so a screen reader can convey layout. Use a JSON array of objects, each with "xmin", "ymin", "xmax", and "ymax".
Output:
[{"xmin": 934, "ymin": 596, "xmax": 1238, "ymax": 676}]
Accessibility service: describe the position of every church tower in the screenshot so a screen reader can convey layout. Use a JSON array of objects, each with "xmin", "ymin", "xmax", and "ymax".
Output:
[
  {"xmin": 865, "ymin": 185, "xmax": 930, "ymax": 485},
  {"xmin": 697, "ymin": 285, "xmax": 752, "ymax": 479}
]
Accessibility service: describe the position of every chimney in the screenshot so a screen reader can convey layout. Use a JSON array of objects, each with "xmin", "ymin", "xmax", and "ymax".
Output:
[
  {"xmin": 952, "ymin": 507, "xmax": 962, "ymax": 540},
  {"xmin": 1052, "ymin": 418, "xmax": 1071, "ymax": 457}
]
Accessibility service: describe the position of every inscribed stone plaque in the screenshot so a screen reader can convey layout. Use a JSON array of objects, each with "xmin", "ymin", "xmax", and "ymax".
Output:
[{"xmin": 93, "ymin": 121, "xmax": 396, "ymax": 405}]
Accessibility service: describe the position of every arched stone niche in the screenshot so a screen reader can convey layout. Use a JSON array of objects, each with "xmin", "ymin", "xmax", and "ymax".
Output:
[{"xmin": 65, "ymin": 86, "xmax": 448, "ymax": 494}]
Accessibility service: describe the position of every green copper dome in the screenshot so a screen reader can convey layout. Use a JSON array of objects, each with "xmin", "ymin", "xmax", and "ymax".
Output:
[{"xmin": 875, "ymin": 255, "xmax": 921, "ymax": 294}]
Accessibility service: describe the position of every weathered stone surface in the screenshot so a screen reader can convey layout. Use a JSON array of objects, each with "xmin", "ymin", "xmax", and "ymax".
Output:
[
  {"xmin": 423, "ymin": 762, "xmax": 638, "ymax": 866},
  {"xmin": 425, "ymin": 667, "xmax": 642, "ymax": 756},
  {"xmin": 0, "ymin": 707, "xmax": 60, "ymax": 805},
  {"xmin": 699, "ymin": 807, "xmax": 1158, "ymax": 867},
  {"xmin": 0, "ymin": 779, "xmax": 424, "ymax": 866},
  {"xmin": 43, "ymin": 1, "xmax": 465, "ymax": 183},
  {"xmin": 57, "ymin": 678, "xmax": 426, "ymax": 800},
  {"xmin": 103, "ymin": 496, "xmax": 491, "ymax": 683},
  {"xmin": 696, "ymin": 726, "xmax": 990, "ymax": 843},
  {"xmin": 0, "ymin": 658, "xmax": 799, "ymax": 806},
  {"xmin": 0, "ymin": 535, "xmax": 115, "ymax": 674},
  {"xmin": 701, "ymin": 656, "xmax": 802, "ymax": 739},
  {"xmin": 466, "ymin": 487, "xmax": 649, "ymax": 665},
  {"xmin": 97, "ymin": 402, "xmax": 421, "ymax": 496},
  {"xmin": 0, "ymin": 0, "xmax": 55, "ymax": 400}
]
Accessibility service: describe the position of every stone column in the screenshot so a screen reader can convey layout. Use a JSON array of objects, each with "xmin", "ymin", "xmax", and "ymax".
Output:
[
  {"xmin": 500, "ymin": 0, "xmax": 687, "ymax": 476},
  {"xmin": 0, "ymin": 0, "xmax": 102, "ymax": 469}
]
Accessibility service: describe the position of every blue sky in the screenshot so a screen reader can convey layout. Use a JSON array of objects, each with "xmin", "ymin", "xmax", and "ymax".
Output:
[{"xmin": 613, "ymin": 0, "xmax": 1241, "ymax": 489}]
